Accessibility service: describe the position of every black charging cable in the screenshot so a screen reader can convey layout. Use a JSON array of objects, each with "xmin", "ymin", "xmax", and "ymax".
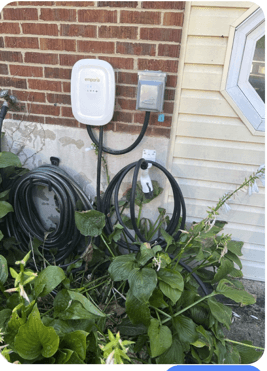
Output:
[
  {"xmin": 89, "ymin": 114, "xmax": 209, "ymax": 296},
  {"xmin": 87, "ymin": 111, "xmax": 150, "ymax": 156}
]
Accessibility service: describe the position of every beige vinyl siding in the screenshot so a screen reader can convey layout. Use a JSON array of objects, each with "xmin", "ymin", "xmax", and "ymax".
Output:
[{"xmin": 167, "ymin": 2, "xmax": 265, "ymax": 281}]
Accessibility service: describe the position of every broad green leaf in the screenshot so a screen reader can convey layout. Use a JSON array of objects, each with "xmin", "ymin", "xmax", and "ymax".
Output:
[
  {"xmin": 0, "ymin": 151, "xmax": 21, "ymax": 168},
  {"xmin": 34, "ymin": 265, "xmax": 66, "ymax": 297},
  {"xmin": 75, "ymin": 210, "xmax": 105, "ymax": 237},
  {"xmin": 53, "ymin": 289, "xmax": 105, "ymax": 320},
  {"xmin": 211, "ymin": 258, "xmax": 234, "ymax": 283},
  {"xmin": 57, "ymin": 349, "xmax": 85, "ymax": 364},
  {"xmin": 152, "ymin": 245, "xmax": 163, "ymax": 254},
  {"xmin": 137, "ymin": 243, "xmax": 155, "ymax": 266},
  {"xmin": 56, "ymin": 349, "xmax": 73, "ymax": 364},
  {"xmin": 128, "ymin": 267, "xmax": 157, "ymax": 302},
  {"xmin": 148, "ymin": 318, "xmax": 172, "ymax": 358},
  {"xmin": 207, "ymin": 298, "xmax": 232, "ymax": 330},
  {"xmin": 60, "ymin": 330, "xmax": 88, "ymax": 361},
  {"xmin": 118, "ymin": 318, "xmax": 147, "ymax": 336},
  {"xmin": 0, "ymin": 308, "xmax": 12, "ymax": 331},
  {"xmin": 108, "ymin": 223, "xmax": 124, "ymax": 243},
  {"xmin": 226, "ymin": 251, "xmax": 242, "ymax": 269},
  {"xmin": 0, "ymin": 201, "xmax": 13, "ymax": 218},
  {"xmin": 0, "ymin": 230, "xmax": 3, "ymax": 241},
  {"xmin": 195, "ymin": 326, "xmax": 213, "ymax": 349},
  {"xmin": 157, "ymin": 268, "xmax": 184, "ymax": 291},
  {"xmin": 43, "ymin": 317, "xmax": 94, "ymax": 337},
  {"xmin": 189, "ymin": 307, "xmax": 208, "ymax": 328},
  {"xmin": 172, "ymin": 315, "xmax": 198, "ymax": 344},
  {"xmin": 0, "ymin": 254, "xmax": 8, "ymax": 285},
  {"xmin": 214, "ymin": 341, "xmax": 227, "ymax": 364},
  {"xmin": 160, "ymin": 228, "xmax": 174, "ymax": 250},
  {"xmin": 233, "ymin": 341, "xmax": 263, "ymax": 364},
  {"xmin": 216, "ymin": 279, "xmax": 256, "ymax": 305},
  {"xmin": 227, "ymin": 240, "xmax": 243, "ymax": 256},
  {"xmin": 149, "ymin": 288, "xmax": 168, "ymax": 309},
  {"xmin": 224, "ymin": 343, "xmax": 241, "ymax": 364},
  {"xmin": 108, "ymin": 254, "xmax": 138, "ymax": 282},
  {"xmin": 156, "ymin": 334, "xmax": 185, "ymax": 364},
  {"xmin": 125, "ymin": 291, "xmax": 150, "ymax": 327},
  {"xmin": 68, "ymin": 290, "xmax": 105, "ymax": 317},
  {"xmin": 159, "ymin": 281, "xmax": 182, "ymax": 305},
  {"xmin": 14, "ymin": 304, "xmax": 59, "ymax": 360},
  {"xmin": 5, "ymin": 311, "xmax": 26, "ymax": 348},
  {"xmin": 0, "ymin": 189, "xmax": 10, "ymax": 200}
]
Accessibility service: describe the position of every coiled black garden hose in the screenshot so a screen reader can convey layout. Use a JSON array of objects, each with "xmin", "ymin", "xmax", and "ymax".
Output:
[{"xmin": 5, "ymin": 163, "xmax": 93, "ymax": 268}]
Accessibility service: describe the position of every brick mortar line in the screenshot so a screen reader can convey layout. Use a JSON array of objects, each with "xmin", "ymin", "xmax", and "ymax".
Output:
[
  {"xmin": 2, "ymin": 35, "xmax": 182, "ymax": 46},
  {"xmin": 1, "ymin": 74, "xmax": 178, "ymax": 88},
  {"xmin": 1, "ymin": 19, "xmax": 184, "ymax": 29},
  {"xmin": 5, "ymin": 5, "xmax": 185, "ymax": 12},
  {"xmin": 2, "ymin": 50, "xmax": 181, "ymax": 62}
]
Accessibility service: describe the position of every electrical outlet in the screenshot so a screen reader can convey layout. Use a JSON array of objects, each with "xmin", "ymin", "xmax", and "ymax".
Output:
[{"xmin": 136, "ymin": 71, "xmax": 167, "ymax": 112}]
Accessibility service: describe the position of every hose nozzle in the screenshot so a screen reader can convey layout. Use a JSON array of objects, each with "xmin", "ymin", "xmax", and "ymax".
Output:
[{"xmin": 0, "ymin": 90, "xmax": 20, "ymax": 111}]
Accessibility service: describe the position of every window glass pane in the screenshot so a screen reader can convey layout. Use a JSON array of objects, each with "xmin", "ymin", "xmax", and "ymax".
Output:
[{"xmin": 249, "ymin": 35, "xmax": 265, "ymax": 102}]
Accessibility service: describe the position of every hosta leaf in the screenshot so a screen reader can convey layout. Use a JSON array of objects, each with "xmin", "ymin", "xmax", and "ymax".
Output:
[
  {"xmin": 118, "ymin": 318, "xmax": 147, "ymax": 336},
  {"xmin": 108, "ymin": 254, "xmax": 138, "ymax": 282},
  {"xmin": 0, "ymin": 254, "xmax": 8, "ymax": 285},
  {"xmin": 227, "ymin": 240, "xmax": 243, "ymax": 256},
  {"xmin": 226, "ymin": 251, "xmax": 242, "ymax": 269},
  {"xmin": 159, "ymin": 281, "xmax": 182, "ymax": 305},
  {"xmin": 211, "ymin": 258, "xmax": 234, "ymax": 283},
  {"xmin": 53, "ymin": 289, "xmax": 105, "ymax": 320},
  {"xmin": 0, "ymin": 151, "xmax": 21, "ymax": 168},
  {"xmin": 75, "ymin": 210, "xmax": 105, "ymax": 237},
  {"xmin": 207, "ymin": 298, "xmax": 232, "ymax": 330},
  {"xmin": 224, "ymin": 343, "xmax": 241, "ymax": 364},
  {"xmin": 0, "ymin": 201, "xmax": 13, "ymax": 218},
  {"xmin": 137, "ymin": 243, "xmax": 155, "ymax": 266},
  {"xmin": 157, "ymin": 268, "xmax": 184, "ymax": 291},
  {"xmin": 60, "ymin": 330, "xmax": 88, "ymax": 361},
  {"xmin": 148, "ymin": 318, "xmax": 172, "ymax": 358},
  {"xmin": 233, "ymin": 341, "xmax": 263, "ymax": 364},
  {"xmin": 216, "ymin": 279, "xmax": 256, "ymax": 305},
  {"xmin": 0, "ymin": 309, "xmax": 12, "ymax": 332},
  {"xmin": 160, "ymin": 228, "xmax": 174, "ymax": 250},
  {"xmin": 128, "ymin": 267, "xmax": 157, "ymax": 302},
  {"xmin": 14, "ymin": 304, "xmax": 59, "ymax": 360},
  {"xmin": 5, "ymin": 310, "xmax": 26, "ymax": 348},
  {"xmin": 172, "ymin": 315, "xmax": 198, "ymax": 344},
  {"xmin": 56, "ymin": 349, "xmax": 73, "ymax": 364},
  {"xmin": 156, "ymin": 334, "xmax": 185, "ymax": 364},
  {"xmin": 149, "ymin": 288, "xmax": 168, "ymax": 309},
  {"xmin": 34, "ymin": 265, "xmax": 66, "ymax": 297},
  {"xmin": 125, "ymin": 291, "xmax": 150, "ymax": 327},
  {"xmin": 44, "ymin": 318, "xmax": 95, "ymax": 337}
]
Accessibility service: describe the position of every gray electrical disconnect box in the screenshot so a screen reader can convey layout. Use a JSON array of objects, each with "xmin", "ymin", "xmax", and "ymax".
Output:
[{"xmin": 136, "ymin": 71, "xmax": 167, "ymax": 112}]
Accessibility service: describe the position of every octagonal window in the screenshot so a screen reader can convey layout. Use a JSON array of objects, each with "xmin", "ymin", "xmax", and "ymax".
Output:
[
  {"xmin": 249, "ymin": 35, "xmax": 265, "ymax": 102},
  {"xmin": 226, "ymin": 8, "xmax": 265, "ymax": 132}
]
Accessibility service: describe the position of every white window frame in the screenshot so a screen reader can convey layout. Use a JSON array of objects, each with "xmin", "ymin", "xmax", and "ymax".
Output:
[{"xmin": 226, "ymin": 8, "xmax": 265, "ymax": 132}]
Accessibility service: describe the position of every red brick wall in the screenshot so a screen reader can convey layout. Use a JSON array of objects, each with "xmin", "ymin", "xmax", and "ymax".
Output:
[{"xmin": 0, "ymin": 1, "xmax": 185, "ymax": 138}]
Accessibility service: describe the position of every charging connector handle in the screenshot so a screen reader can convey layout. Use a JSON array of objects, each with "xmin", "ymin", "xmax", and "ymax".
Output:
[{"xmin": 140, "ymin": 161, "xmax": 154, "ymax": 199}]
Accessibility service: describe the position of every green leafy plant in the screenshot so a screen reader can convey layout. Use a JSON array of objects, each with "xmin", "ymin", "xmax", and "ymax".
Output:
[{"xmin": 0, "ymin": 147, "xmax": 265, "ymax": 364}]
